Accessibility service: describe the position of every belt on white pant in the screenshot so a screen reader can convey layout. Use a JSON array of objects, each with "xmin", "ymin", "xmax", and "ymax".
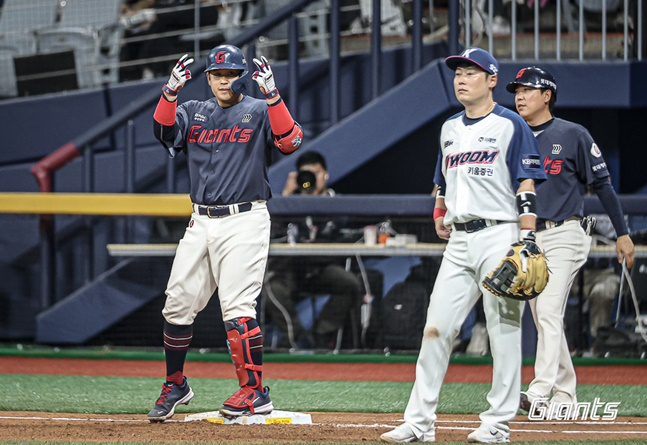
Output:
[
  {"xmin": 193, "ymin": 202, "xmax": 253, "ymax": 218},
  {"xmin": 536, "ymin": 216, "xmax": 580, "ymax": 231},
  {"xmin": 453, "ymin": 219, "xmax": 510, "ymax": 233}
]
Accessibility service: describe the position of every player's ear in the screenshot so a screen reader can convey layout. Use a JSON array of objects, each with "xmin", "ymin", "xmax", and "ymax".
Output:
[
  {"xmin": 544, "ymin": 90, "xmax": 552, "ymax": 103},
  {"xmin": 489, "ymin": 73, "xmax": 498, "ymax": 88}
]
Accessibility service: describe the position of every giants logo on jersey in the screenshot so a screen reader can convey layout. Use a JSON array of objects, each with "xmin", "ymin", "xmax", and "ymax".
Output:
[
  {"xmin": 445, "ymin": 150, "xmax": 499, "ymax": 169},
  {"xmin": 544, "ymin": 156, "xmax": 563, "ymax": 175},
  {"xmin": 187, "ymin": 125, "xmax": 253, "ymax": 144}
]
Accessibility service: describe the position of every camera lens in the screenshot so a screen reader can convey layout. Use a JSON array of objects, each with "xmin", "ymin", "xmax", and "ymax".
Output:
[{"xmin": 297, "ymin": 170, "xmax": 317, "ymax": 193}]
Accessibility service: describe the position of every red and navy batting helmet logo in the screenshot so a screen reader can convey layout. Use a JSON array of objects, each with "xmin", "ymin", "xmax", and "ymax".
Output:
[
  {"xmin": 515, "ymin": 68, "xmax": 527, "ymax": 79},
  {"xmin": 215, "ymin": 51, "xmax": 227, "ymax": 64}
]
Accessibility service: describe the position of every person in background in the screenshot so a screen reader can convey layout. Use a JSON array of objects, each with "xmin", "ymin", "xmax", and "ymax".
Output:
[
  {"xmin": 120, "ymin": 0, "xmax": 221, "ymax": 80},
  {"xmin": 506, "ymin": 66, "xmax": 634, "ymax": 417},
  {"xmin": 263, "ymin": 151, "xmax": 362, "ymax": 350},
  {"xmin": 281, "ymin": 151, "xmax": 332, "ymax": 197}
]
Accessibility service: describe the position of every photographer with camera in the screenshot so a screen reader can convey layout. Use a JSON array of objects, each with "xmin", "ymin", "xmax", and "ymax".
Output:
[
  {"xmin": 281, "ymin": 152, "xmax": 332, "ymax": 197},
  {"xmin": 263, "ymin": 151, "xmax": 362, "ymax": 350}
]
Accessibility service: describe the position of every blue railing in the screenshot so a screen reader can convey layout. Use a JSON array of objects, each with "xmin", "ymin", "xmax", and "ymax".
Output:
[
  {"xmin": 24, "ymin": 0, "xmax": 646, "ymax": 312},
  {"xmin": 28, "ymin": 0, "xmax": 432, "ymax": 309}
]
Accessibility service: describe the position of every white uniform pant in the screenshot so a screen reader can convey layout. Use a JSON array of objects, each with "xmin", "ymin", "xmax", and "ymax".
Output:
[
  {"xmin": 163, "ymin": 201, "xmax": 270, "ymax": 325},
  {"xmin": 528, "ymin": 220, "xmax": 591, "ymax": 403},
  {"xmin": 404, "ymin": 223, "xmax": 524, "ymax": 437}
]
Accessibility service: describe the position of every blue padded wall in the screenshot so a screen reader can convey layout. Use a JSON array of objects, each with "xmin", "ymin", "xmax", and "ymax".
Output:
[
  {"xmin": 2, "ymin": 49, "xmax": 647, "ymax": 344},
  {"xmin": 0, "ymin": 90, "xmax": 111, "ymax": 165}
]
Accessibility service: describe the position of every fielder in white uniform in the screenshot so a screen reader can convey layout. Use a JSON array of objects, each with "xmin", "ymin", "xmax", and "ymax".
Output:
[
  {"xmin": 381, "ymin": 48, "xmax": 546, "ymax": 444},
  {"xmin": 506, "ymin": 67, "xmax": 635, "ymax": 418}
]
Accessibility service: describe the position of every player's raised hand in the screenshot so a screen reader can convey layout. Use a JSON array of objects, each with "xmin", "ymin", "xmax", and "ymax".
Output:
[
  {"xmin": 252, "ymin": 56, "xmax": 278, "ymax": 99},
  {"xmin": 163, "ymin": 54, "xmax": 194, "ymax": 97}
]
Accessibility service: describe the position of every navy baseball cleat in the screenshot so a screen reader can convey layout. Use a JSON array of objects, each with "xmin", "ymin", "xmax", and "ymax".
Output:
[
  {"xmin": 220, "ymin": 386, "xmax": 273, "ymax": 418},
  {"xmin": 147, "ymin": 377, "xmax": 194, "ymax": 422}
]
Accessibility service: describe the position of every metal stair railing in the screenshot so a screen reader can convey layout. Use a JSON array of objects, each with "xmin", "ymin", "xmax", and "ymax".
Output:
[{"xmin": 28, "ymin": 0, "xmax": 431, "ymax": 310}]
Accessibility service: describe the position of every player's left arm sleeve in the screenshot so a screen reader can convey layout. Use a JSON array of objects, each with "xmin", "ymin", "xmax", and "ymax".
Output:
[
  {"xmin": 592, "ymin": 177, "xmax": 629, "ymax": 237},
  {"xmin": 506, "ymin": 118, "xmax": 546, "ymax": 187},
  {"xmin": 267, "ymin": 98, "xmax": 303, "ymax": 154},
  {"xmin": 577, "ymin": 130, "xmax": 610, "ymax": 183},
  {"xmin": 433, "ymin": 145, "xmax": 446, "ymax": 191}
]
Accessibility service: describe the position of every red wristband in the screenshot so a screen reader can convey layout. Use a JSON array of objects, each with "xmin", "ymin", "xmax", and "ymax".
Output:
[
  {"xmin": 433, "ymin": 208, "xmax": 447, "ymax": 220},
  {"xmin": 153, "ymin": 95, "xmax": 177, "ymax": 126},
  {"xmin": 267, "ymin": 97, "xmax": 295, "ymax": 135}
]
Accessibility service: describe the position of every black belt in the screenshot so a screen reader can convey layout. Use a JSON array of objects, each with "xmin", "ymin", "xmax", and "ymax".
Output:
[
  {"xmin": 454, "ymin": 219, "xmax": 508, "ymax": 233},
  {"xmin": 536, "ymin": 216, "xmax": 580, "ymax": 231},
  {"xmin": 194, "ymin": 202, "xmax": 253, "ymax": 218}
]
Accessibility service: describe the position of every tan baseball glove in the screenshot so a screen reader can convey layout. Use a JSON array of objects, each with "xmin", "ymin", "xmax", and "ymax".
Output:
[{"xmin": 482, "ymin": 240, "xmax": 549, "ymax": 301}]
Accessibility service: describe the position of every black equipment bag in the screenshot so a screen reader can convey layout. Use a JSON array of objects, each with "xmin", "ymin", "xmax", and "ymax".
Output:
[{"xmin": 377, "ymin": 280, "xmax": 429, "ymax": 351}]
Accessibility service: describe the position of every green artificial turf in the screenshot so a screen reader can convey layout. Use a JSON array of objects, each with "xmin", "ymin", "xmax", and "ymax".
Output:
[{"xmin": 2, "ymin": 375, "xmax": 646, "ymax": 417}]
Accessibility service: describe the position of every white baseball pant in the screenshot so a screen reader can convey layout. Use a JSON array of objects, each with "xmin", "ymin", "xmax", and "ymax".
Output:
[
  {"xmin": 528, "ymin": 220, "xmax": 591, "ymax": 404},
  {"xmin": 403, "ymin": 222, "xmax": 524, "ymax": 438},
  {"xmin": 163, "ymin": 201, "xmax": 270, "ymax": 324}
]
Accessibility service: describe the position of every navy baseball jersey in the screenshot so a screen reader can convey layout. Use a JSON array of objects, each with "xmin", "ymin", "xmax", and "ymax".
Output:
[
  {"xmin": 164, "ymin": 96, "xmax": 275, "ymax": 205},
  {"xmin": 530, "ymin": 118, "xmax": 610, "ymax": 222},
  {"xmin": 433, "ymin": 104, "xmax": 546, "ymax": 224}
]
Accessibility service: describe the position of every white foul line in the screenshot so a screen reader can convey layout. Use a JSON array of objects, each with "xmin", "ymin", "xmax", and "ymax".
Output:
[{"xmin": 1, "ymin": 415, "xmax": 646, "ymax": 436}]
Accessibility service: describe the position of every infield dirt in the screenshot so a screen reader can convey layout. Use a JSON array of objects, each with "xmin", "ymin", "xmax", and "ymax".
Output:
[
  {"xmin": 1, "ymin": 357, "xmax": 646, "ymax": 442},
  {"xmin": 2, "ymin": 411, "xmax": 647, "ymax": 443}
]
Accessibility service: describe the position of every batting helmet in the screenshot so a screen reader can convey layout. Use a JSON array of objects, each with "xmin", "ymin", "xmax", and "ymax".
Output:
[
  {"xmin": 204, "ymin": 44, "xmax": 249, "ymax": 94},
  {"xmin": 506, "ymin": 66, "xmax": 557, "ymax": 100}
]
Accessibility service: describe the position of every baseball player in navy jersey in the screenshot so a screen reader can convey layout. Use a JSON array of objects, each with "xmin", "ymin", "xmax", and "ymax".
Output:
[
  {"xmin": 506, "ymin": 67, "xmax": 635, "ymax": 418},
  {"xmin": 146, "ymin": 44, "xmax": 303, "ymax": 422},
  {"xmin": 381, "ymin": 48, "xmax": 546, "ymax": 444}
]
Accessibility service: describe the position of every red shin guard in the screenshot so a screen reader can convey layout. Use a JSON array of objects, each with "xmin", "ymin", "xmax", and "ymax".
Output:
[{"xmin": 226, "ymin": 317, "xmax": 263, "ymax": 389}]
